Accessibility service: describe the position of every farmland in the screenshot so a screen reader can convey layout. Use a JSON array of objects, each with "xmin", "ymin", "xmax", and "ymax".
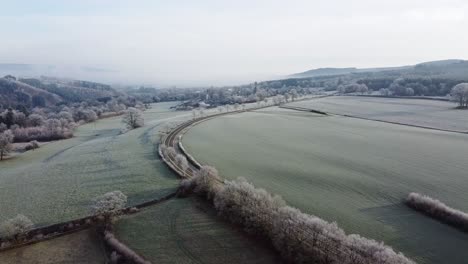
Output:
[
  {"xmin": 183, "ymin": 107, "xmax": 468, "ymax": 264},
  {"xmin": 115, "ymin": 197, "xmax": 281, "ymax": 264},
  {"xmin": 0, "ymin": 102, "xmax": 189, "ymax": 226},
  {"xmin": 0, "ymin": 229, "xmax": 106, "ymax": 264},
  {"xmin": 288, "ymin": 96, "xmax": 468, "ymax": 132}
]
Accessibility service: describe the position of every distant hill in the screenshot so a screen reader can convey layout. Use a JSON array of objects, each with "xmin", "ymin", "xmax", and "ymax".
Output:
[
  {"xmin": 0, "ymin": 75, "xmax": 121, "ymax": 109},
  {"xmin": 290, "ymin": 60, "xmax": 466, "ymax": 79}
]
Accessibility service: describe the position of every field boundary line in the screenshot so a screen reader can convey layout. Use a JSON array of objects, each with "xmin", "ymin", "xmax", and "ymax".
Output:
[{"xmin": 282, "ymin": 102, "xmax": 468, "ymax": 134}]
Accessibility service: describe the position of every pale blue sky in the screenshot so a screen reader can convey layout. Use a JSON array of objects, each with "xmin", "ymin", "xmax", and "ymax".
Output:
[{"xmin": 1, "ymin": 0, "xmax": 467, "ymax": 86}]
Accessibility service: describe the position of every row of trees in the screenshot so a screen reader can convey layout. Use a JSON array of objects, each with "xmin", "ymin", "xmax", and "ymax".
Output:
[
  {"xmin": 179, "ymin": 165, "xmax": 414, "ymax": 264},
  {"xmin": 406, "ymin": 192, "xmax": 468, "ymax": 232}
]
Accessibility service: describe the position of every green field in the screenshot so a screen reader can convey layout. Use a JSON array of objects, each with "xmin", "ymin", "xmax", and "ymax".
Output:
[
  {"xmin": 0, "ymin": 229, "xmax": 106, "ymax": 264},
  {"xmin": 115, "ymin": 197, "xmax": 281, "ymax": 264},
  {"xmin": 289, "ymin": 96, "xmax": 468, "ymax": 132},
  {"xmin": 183, "ymin": 107, "xmax": 468, "ymax": 264},
  {"xmin": 0, "ymin": 102, "xmax": 189, "ymax": 226}
]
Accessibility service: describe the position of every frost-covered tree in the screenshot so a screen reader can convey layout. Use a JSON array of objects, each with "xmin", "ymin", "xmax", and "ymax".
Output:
[
  {"xmin": 92, "ymin": 191, "xmax": 127, "ymax": 222},
  {"xmin": 0, "ymin": 214, "xmax": 34, "ymax": 238},
  {"xmin": 165, "ymin": 146, "xmax": 177, "ymax": 158},
  {"xmin": 122, "ymin": 107, "xmax": 144, "ymax": 129},
  {"xmin": 450, "ymin": 83, "xmax": 468, "ymax": 108},
  {"xmin": 357, "ymin": 84, "xmax": 369, "ymax": 95},
  {"xmin": 175, "ymin": 154, "xmax": 188, "ymax": 176},
  {"xmin": 379, "ymin": 88, "xmax": 391, "ymax": 96},
  {"xmin": 179, "ymin": 165, "xmax": 222, "ymax": 199},
  {"xmin": 0, "ymin": 130, "xmax": 14, "ymax": 160},
  {"xmin": 0, "ymin": 123, "xmax": 7, "ymax": 133},
  {"xmin": 27, "ymin": 114, "xmax": 45, "ymax": 127}
]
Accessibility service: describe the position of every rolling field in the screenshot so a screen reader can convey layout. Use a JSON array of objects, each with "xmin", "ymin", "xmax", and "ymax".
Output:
[
  {"xmin": 115, "ymin": 197, "xmax": 281, "ymax": 264},
  {"xmin": 0, "ymin": 229, "xmax": 106, "ymax": 264},
  {"xmin": 183, "ymin": 107, "xmax": 468, "ymax": 264},
  {"xmin": 0, "ymin": 102, "xmax": 189, "ymax": 226},
  {"xmin": 288, "ymin": 96, "xmax": 468, "ymax": 132}
]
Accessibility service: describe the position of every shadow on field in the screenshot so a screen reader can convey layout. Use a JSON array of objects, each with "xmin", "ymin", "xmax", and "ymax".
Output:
[{"xmin": 362, "ymin": 203, "xmax": 468, "ymax": 264}]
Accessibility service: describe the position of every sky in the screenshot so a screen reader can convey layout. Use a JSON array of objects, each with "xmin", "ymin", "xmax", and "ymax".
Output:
[{"xmin": 0, "ymin": 0, "xmax": 467, "ymax": 86}]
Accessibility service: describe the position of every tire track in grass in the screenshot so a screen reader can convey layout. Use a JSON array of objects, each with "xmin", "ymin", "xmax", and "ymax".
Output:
[{"xmin": 169, "ymin": 203, "xmax": 204, "ymax": 264}]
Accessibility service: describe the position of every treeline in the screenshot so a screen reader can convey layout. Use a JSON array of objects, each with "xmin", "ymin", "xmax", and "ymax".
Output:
[
  {"xmin": 179, "ymin": 166, "xmax": 414, "ymax": 264},
  {"xmin": 20, "ymin": 78, "xmax": 119, "ymax": 103},
  {"xmin": 0, "ymin": 98, "xmax": 130, "ymax": 143},
  {"xmin": 128, "ymin": 83, "xmax": 319, "ymax": 109},
  {"xmin": 357, "ymin": 77, "xmax": 464, "ymax": 96},
  {"xmin": 405, "ymin": 192, "xmax": 468, "ymax": 232}
]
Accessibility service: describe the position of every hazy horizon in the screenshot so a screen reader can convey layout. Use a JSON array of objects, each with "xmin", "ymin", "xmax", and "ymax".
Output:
[{"xmin": 1, "ymin": 0, "xmax": 467, "ymax": 86}]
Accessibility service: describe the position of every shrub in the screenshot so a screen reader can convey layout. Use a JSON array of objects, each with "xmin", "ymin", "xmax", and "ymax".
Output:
[
  {"xmin": 24, "ymin": 140, "xmax": 40, "ymax": 151},
  {"xmin": 0, "ymin": 214, "xmax": 34, "ymax": 238},
  {"xmin": 405, "ymin": 192, "xmax": 468, "ymax": 232}
]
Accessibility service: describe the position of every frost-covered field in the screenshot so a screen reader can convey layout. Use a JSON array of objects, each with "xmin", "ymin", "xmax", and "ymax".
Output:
[
  {"xmin": 288, "ymin": 96, "xmax": 468, "ymax": 132},
  {"xmin": 183, "ymin": 107, "xmax": 468, "ymax": 264},
  {"xmin": 115, "ymin": 197, "xmax": 281, "ymax": 264},
  {"xmin": 0, "ymin": 229, "xmax": 106, "ymax": 263},
  {"xmin": 0, "ymin": 102, "xmax": 188, "ymax": 225}
]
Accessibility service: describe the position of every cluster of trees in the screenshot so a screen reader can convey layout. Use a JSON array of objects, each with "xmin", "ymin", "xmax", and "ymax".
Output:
[
  {"xmin": 406, "ymin": 192, "xmax": 468, "ymax": 232},
  {"xmin": 356, "ymin": 77, "xmax": 461, "ymax": 96},
  {"xmin": 127, "ymin": 82, "xmax": 320, "ymax": 110},
  {"xmin": 0, "ymin": 97, "xmax": 132, "ymax": 144},
  {"xmin": 179, "ymin": 166, "xmax": 414, "ymax": 264},
  {"xmin": 337, "ymin": 83, "xmax": 369, "ymax": 95}
]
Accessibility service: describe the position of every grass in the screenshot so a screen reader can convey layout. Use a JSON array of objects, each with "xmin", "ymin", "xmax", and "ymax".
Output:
[
  {"xmin": 288, "ymin": 96, "xmax": 468, "ymax": 132},
  {"xmin": 0, "ymin": 229, "xmax": 106, "ymax": 264},
  {"xmin": 183, "ymin": 107, "xmax": 468, "ymax": 264},
  {"xmin": 114, "ymin": 197, "xmax": 282, "ymax": 264},
  {"xmin": 0, "ymin": 102, "xmax": 190, "ymax": 226}
]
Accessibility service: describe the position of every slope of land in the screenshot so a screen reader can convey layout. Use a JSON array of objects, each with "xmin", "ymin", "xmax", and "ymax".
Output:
[
  {"xmin": 288, "ymin": 96, "xmax": 468, "ymax": 132},
  {"xmin": 183, "ymin": 107, "xmax": 468, "ymax": 264},
  {"xmin": 115, "ymin": 197, "xmax": 282, "ymax": 264},
  {"xmin": 0, "ymin": 102, "xmax": 189, "ymax": 226},
  {"xmin": 0, "ymin": 229, "xmax": 106, "ymax": 264},
  {"xmin": 290, "ymin": 59, "xmax": 468, "ymax": 79}
]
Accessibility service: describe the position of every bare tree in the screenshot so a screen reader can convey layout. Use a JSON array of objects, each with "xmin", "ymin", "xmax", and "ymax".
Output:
[
  {"xmin": 122, "ymin": 107, "xmax": 144, "ymax": 129},
  {"xmin": 0, "ymin": 130, "xmax": 14, "ymax": 160}
]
